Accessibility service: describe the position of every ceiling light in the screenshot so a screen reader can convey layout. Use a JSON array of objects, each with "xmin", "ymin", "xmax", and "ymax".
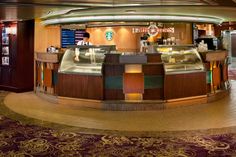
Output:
[
  {"xmin": 125, "ymin": 10, "xmax": 136, "ymax": 14},
  {"xmin": 115, "ymin": 4, "xmax": 141, "ymax": 7}
]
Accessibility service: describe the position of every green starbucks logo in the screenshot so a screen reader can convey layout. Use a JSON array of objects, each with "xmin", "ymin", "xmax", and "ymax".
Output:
[{"xmin": 105, "ymin": 31, "xmax": 113, "ymax": 41}]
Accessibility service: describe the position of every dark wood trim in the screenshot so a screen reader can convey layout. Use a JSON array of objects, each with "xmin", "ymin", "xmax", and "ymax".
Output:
[
  {"xmin": 0, "ymin": 85, "xmax": 33, "ymax": 93},
  {"xmin": 143, "ymin": 88, "xmax": 164, "ymax": 100},
  {"xmin": 104, "ymin": 89, "xmax": 124, "ymax": 100},
  {"xmin": 142, "ymin": 64, "xmax": 164, "ymax": 75},
  {"xmin": 146, "ymin": 53, "xmax": 162, "ymax": 63}
]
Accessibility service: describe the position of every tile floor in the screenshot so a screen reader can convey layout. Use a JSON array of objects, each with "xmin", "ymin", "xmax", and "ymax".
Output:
[{"xmin": 3, "ymin": 80, "xmax": 236, "ymax": 133}]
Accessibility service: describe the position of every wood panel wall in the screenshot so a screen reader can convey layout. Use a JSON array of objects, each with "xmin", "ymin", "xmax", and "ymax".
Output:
[
  {"xmin": 87, "ymin": 26, "xmax": 141, "ymax": 52},
  {"xmin": 163, "ymin": 23, "xmax": 193, "ymax": 44},
  {"xmin": 34, "ymin": 23, "xmax": 192, "ymax": 53},
  {"xmin": 87, "ymin": 23, "xmax": 193, "ymax": 53},
  {"xmin": 16, "ymin": 20, "xmax": 35, "ymax": 90},
  {"xmin": 34, "ymin": 20, "xmax": 61, "ymax": 53}
]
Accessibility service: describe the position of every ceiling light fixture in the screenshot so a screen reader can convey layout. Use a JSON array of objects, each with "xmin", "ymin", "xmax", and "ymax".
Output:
[
  {"xmin": 125, "ymin": 10, "xmax": 136, "ymax": 14},
  {"xmin": 115, "ymin": 4, "xmax": 141, "ymax": 7}
]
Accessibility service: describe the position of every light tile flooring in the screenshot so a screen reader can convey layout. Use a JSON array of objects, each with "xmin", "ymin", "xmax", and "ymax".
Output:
[{"xmin": 4, "ymin": 81, "xmax": 236, "ymax": 132}]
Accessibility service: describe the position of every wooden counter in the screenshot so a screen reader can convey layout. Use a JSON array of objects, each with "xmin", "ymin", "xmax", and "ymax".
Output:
[
  {"xmin": 199, "ymin": 50, "xmax": 229, "ymax": 93},
  {"xmin": 103, "ymin": 53, "xmax": 164, "ymax": 100},
  {"xmin": 37, "ymin": 49, "xmax": 230, "ymax": 110},
  {"xmin": 35, "ymin": 52, "xmax": 63, "ymax": 95},
  {"xmin": 200, "ymin": 50, "xmax": 227, "ymax": 61}
]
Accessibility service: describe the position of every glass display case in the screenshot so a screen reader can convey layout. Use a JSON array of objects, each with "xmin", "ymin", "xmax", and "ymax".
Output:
[
  {"xmin": 155, "ymin": 45, "xmax": 205, "ymax": 74},
  {"xmin": 59, "ymin": 45, "xmax": 116, "ymax": 75}
]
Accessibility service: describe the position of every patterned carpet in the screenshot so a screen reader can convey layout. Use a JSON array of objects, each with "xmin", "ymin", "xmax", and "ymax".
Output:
[{"xmin": 1, "ymin": 93, "xmax": 236, "ymax": 156}]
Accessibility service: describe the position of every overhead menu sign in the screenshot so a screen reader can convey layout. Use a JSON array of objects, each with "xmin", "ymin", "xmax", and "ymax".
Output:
[
  {"xmin": 61, "ymin": 29, "xmax": 85, "ymax": 48},
  {"xmin": 61, "ymin": 29, "xmax": 75, "ymax": 48}
]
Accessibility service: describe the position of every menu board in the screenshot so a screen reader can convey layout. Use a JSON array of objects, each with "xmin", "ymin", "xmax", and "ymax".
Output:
[
  {"xmin": 61, "ymin": 29, "xmax": 75, "ymax": 48},
  {"xmin": 61, "ymin": 29, "xmax": 85, "ymax": 48},
  {"xmin": 1, "ymin": 27, "xmax": 10, "ymax": 65},
  {"xmin": 75, "ymin": 30, "xmax": 85, "ymax": 44}
]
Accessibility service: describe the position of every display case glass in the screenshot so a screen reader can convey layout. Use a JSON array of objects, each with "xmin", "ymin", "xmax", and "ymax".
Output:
[
  {"xmin": 155, "ymin": 45, "xmax": 205, "ymax": 74},
  {"xmin": 59, "ymin": 45, "xmax": 116, "ymax": 75}
]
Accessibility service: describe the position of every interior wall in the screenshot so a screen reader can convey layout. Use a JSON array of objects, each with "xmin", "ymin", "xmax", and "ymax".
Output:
[
  {"xmin": 87, "ymin": 26, "xmax": 141, "ymax": 52},
  {"xmin": 34, "ymin": 22, "xmax": 193, "ymax": 53},
  {"xmin": 164, "ymin": 23, "xmax": 193, "ymax": 44},
  {"xmin": 196, "ymin": 24, "xmax": 215, "ymax": 37},
  {"xmin": 178, "ymin": 23, "xmax": 193, "ymax": 44},
  {"xmin": 34, "ymin": 20, "xmax": 61, "ymax": 52},
  {"xmin": 87, "ymin": 23, "xmax": 193, "ymax": 52}
]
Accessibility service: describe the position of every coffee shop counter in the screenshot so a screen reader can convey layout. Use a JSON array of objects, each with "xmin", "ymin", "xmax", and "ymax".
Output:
[{"xmin": 35, "ymin": 45, "xmax": 230, "ymax": 110}]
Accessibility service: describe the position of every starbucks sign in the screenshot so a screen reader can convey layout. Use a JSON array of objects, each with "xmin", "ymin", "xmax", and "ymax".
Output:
[{"xmin": 105, "ymin": 31, "xmax": 113, "ymax": 41}]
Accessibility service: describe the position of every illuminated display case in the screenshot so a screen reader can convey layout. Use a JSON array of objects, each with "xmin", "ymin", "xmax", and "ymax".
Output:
[
  {"xmin": 59, "ymin": 45, "xmax": 116, "ymax": 75},
  {"xmin": 155, "ymin": 45, "xmax": 205, "ymax": 74}
]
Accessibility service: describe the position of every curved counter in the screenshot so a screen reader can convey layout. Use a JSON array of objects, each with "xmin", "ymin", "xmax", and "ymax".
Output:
[
  {"xmin": 35, "ymin": 45, "xmax": 230, "ymax": 110},
  {"xmin": 35, "ymin": 52, "xmax": 63, "ymax": 95}
]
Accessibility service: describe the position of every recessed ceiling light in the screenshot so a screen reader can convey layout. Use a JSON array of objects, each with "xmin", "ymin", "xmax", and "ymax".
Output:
[
  {"xmin": 125, "ymin": 10, "xmax": 136, "ymax": 14},
  {"xmin": 116, "ymin": 4, "xmax": 141, "ymax": 7}
]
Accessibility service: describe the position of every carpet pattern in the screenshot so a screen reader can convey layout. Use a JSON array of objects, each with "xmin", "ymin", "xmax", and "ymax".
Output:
[
  {"xmin": 1, "ymin": 93, "xmax": 236, "ymax": 156},
  {"xmin": 0, "ymin": 115, "xmax": 236, "ymax": 157}
]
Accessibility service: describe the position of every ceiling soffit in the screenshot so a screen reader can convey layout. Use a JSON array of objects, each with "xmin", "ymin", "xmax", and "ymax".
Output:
[
  {"xmin": 41, "ymin": 6, "xmax": 236, "ymax": 25},
  {"xmin": 1, "ymin": 1, "xmax": 236, "ymax": 22}
]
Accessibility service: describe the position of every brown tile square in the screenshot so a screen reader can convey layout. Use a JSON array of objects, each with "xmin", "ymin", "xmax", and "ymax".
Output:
[{"xmin": 123, "ymin": 73, "xmax": 144, "ymax": 94}]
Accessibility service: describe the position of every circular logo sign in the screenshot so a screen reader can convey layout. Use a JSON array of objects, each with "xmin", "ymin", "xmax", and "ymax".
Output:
[
  {"xmin": 105, "ymin": 31, "xmax": 113, "ymax": 41},
  {"xmin": 148, "ymin": 24, "xmax": 158, "ymax": 36}
]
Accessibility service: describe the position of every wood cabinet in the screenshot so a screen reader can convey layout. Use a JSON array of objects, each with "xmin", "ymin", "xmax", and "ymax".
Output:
[
  {"xmin": 164, "ymin": 72, "xmax": 207, "ymax": 99},
  {"xmin": 0, "ymin": 20, "xmax": 34, "ymax": 92},
  {"xmin": 58, "ymin": 74, "xmax": 103, "ymax": 100},
  {"xmin": 35, "ymin": 53, "xmax": 63, "ymax": 95}
]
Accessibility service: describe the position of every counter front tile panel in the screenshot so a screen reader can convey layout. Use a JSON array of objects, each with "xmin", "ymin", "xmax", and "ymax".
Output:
[
  {"xmin": 123, "ymin": 73, "xmax": 144, "ymax": 94},
  {"xmin": 103, "ymin": 64, "xmax": 125, "ymax": 100}
]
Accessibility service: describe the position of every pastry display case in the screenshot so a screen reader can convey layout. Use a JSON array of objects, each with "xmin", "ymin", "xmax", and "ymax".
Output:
[
  {"xmin": 155, "ymin": 45, "xmax": 205, "ymax": 74},
  {"xmin": 59, "ymin": 45, "xmax": 116, "ymax": 75}
]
